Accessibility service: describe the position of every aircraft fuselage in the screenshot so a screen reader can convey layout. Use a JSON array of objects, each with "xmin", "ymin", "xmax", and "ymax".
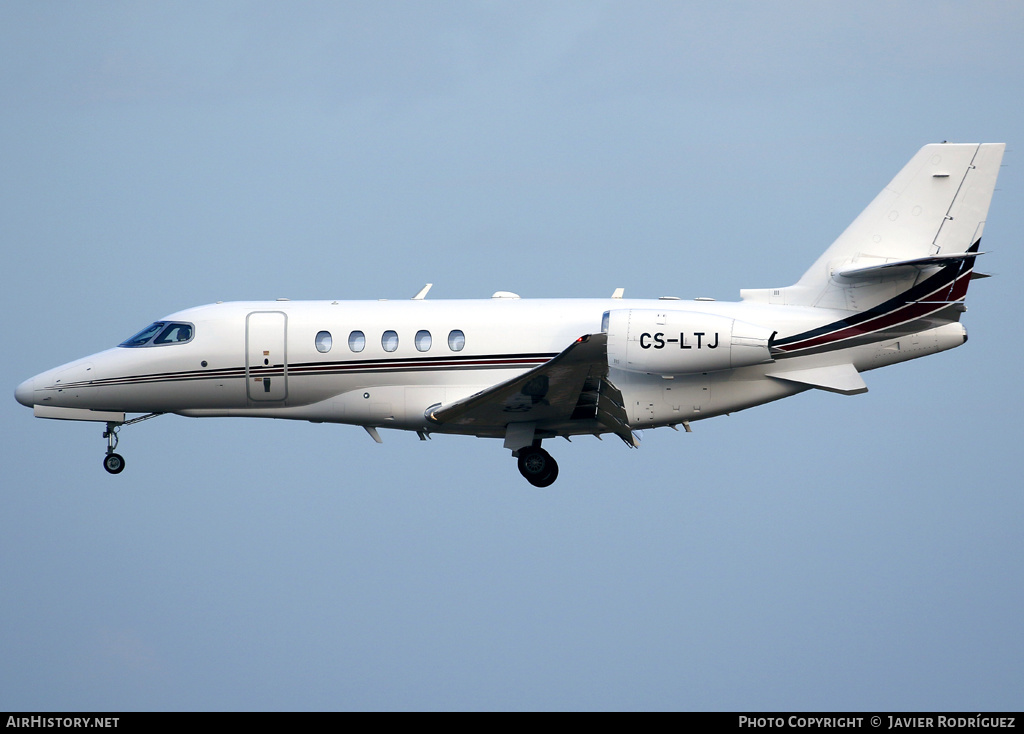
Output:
[{"xmin": 16, "ymin": 296, "xmax": 965, "ymax": 437}]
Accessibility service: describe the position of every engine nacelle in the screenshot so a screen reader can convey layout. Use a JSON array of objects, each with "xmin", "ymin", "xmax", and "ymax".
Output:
[{"xmin": 605, "ymin": 309, "xmax": 775, "ymax": 375}]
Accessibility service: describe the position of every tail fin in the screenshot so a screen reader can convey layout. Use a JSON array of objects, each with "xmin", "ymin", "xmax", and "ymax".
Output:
[{"xmin": 742, "ymin": 143, "xmax": 1005, "ymax": 311}]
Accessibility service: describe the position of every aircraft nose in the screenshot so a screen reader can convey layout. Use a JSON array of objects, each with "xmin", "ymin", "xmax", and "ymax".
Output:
[{"xmin": 15, "ymin": 377, "xmax": 35, "ymax": 408}]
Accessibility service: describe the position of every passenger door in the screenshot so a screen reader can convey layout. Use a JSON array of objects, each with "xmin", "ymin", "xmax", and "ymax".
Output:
[{"xmin": 246, "ymin": 311, "xmax": 287, "ymax": 401}]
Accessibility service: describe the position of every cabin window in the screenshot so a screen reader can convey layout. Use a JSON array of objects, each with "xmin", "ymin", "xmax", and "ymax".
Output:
[
  {"xmin": 382, "ymin": 330, "xmax": 399, "ymax": 352},
  {"xmin": 415, "ymin": 330, "xmax": 432, "ymax": 352},
  {"xmin": 119, "ymin": 321, "xmax": 195, "ymax": 348},
  {"xmin": 315, "ymin": 331, "xmax": 333, "ymax": 353},
  {"xmin": 348, "ymin": 331, "xmax": 365, "ymax": 352},
  {"xmin": 448, "ymin": 330, "xmax": 466, "ymax": 351}
]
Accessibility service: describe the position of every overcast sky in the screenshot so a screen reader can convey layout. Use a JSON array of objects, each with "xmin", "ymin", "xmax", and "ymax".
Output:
[{"xmin": 2, "ymin": 1, "xmax": 1022, "ymax": 711}]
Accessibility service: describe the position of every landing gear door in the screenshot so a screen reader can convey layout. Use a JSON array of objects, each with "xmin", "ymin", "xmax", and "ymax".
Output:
[{"xmin": 246, "ymin": 311, "xmax": 288, "ymax": 402}]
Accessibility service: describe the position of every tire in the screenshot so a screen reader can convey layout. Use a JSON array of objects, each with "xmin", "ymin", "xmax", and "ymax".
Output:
[
  {"xmin": 103, "ymin": 453, "xmax": 125, "ymax": 475},
  {"xmin": 532, "ymin": 461, "xmax": 559, "ymax": 487},
  {"xmin": 518, "ymin": 447, "xmax": 549, "ymax": 478},
  {"xmin": 517, "ymin": 447, "xmax": 558, "ymax": 487}
]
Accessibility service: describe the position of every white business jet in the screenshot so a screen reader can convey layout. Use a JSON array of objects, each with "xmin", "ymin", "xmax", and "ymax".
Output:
[{"xmin": 15, "ymin": 143, "xmax": 1004, "ymax": 486}]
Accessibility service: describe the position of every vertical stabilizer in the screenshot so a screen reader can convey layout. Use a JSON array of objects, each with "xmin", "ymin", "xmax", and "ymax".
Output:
[{"xmin": 742, "ymin": 143, "xmax": 1005, "ymax": 311}]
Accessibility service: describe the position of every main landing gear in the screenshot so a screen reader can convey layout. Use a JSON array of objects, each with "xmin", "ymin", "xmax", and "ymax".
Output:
[
  {"xmin": 516, "ymin": 445, "xmax": 559, "ymax": 487},
  {"xmin": 100, "ymin": 413, "xmax": 162, "ymax": 475}
]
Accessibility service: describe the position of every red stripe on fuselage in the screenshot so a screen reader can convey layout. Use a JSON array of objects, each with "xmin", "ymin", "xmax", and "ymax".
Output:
[{"xmin": 775, "ymin": 269, "xmax": 972, "ymax": 354}]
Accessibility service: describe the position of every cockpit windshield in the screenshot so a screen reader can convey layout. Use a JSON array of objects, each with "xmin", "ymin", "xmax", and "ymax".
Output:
[{"xmin": 119, "ymin": 321, "xmax": 195, "ymax": 348}]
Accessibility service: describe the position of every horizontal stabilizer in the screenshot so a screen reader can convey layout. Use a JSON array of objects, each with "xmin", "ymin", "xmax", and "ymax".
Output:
[
  {"xmin": 765, "ymin": 363, "xmax": 867, "ymax": 395},
  {"xmin": 832, "ymin": 251, "xmax": 984, "ymax": 282}
]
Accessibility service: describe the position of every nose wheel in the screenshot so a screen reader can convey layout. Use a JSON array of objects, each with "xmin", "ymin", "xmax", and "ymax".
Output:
[
  {"xmin": 103, "ymin": 452, "xmax": 126, "ymax": 474},
  {"xmin": 517, "ymin": 446, "xmax": 559, "ymax": 487}
]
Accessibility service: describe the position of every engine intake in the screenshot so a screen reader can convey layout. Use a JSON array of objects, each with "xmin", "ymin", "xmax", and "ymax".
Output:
[{"xmin": 605, "ymin": 309, "xmax": 775, "ymax": 375}]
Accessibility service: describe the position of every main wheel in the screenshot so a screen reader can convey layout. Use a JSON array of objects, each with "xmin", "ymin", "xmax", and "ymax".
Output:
[
  {"xmin": 103, "ymin": 453, "xmax": 125, "ymax": 475},
  {"xmin": 517, "ymin": 447, "xmax": 559, "ymax": 487},
  {"xmin": 532, "ymin": 460, "xmax": 558, "ymax": 487}
]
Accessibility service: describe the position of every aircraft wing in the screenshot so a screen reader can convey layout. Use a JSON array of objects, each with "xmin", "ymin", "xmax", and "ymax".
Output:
[{"xmin": 425, "ymin": 332, "xmax": 636, "ymax": 445}]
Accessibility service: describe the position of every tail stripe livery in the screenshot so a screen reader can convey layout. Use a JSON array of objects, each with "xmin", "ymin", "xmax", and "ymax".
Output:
[{"xmin": 773, "ymin": 240, "xmax": 980, "ymax": 355}]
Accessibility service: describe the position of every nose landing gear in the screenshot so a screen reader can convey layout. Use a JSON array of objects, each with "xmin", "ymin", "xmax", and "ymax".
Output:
[
  {"xmin": 517, "ymin": 445, "xmax": 559, "ymax": 487},
  {"xmin": 102, "ymin": 422, "xmax": 125, "ymax": 474},
  {"xmin": 99, "ymin": 413, "xmax": 162, "ymax": 475}
]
